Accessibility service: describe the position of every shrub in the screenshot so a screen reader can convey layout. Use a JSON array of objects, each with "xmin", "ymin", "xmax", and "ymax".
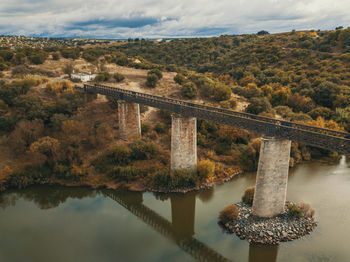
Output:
[
  {"xmin": 148, "ymin": 69, "xmax": 163, "ymax": 79},
  {"xmin": 197, "ymin": 159, "xmax": 215, "ymax": 179},
  {"xmin": 245, "ymin": 97, "xmax": 272, "ymax": 115},
  {"xmin": 95, "ymin": 71, "xmax": 111, "ymax": 82},
  {"xmin": 154, "ymin": 122, "xmax": 166, "ymax": 133},
  {"xmin": 300, "ymin": 202, "xmax": 316, "ymax": 219},
  {"xmin": 52, "ymin": 52, "xmax": 60, "ymax": 60},
  {"xmin": 287, "ymin": 203, "xmax": 303, "ymax": 218},
  {"xmin": 213, "ymin": 82, "xmax": 231, "ymax": 101},
  {"xmin": 219, "ymin": 204, "xmax": 239, "ymax": 223},
  {"xmin": 220, "ymin": 98, "xmax": 237, "ymax": 109},
  {"xmin": 242, "ymin": 186, "xmax": 255, "ymax": 205},
  {"xmin": 108, "ymin": 166, "xmax": 139, "ymax": 182},
  {"xmin": 92, "ymin": 144, "xmax": 131, "ymax": 173},
  {"xmin": 182, "ymin": 81, "xmax": 197, "ymax": 98},
  {"xmin": 174, "ymin": 73, "xmax": 186, "ymax": 85},
  {"xmin": 151, "ymin": 169, "xmax": 198, "ymax": 189},
  {"xmin": 130, "ymin": 140, "xmax": 160, "ymax": 160},
  {"xmin": 141, "ymin": 122, "xmax": 152, "ymax": 134},
  {"xmin": 146, "ymin": 73, "xmax": 159, "ymax": 88},
  {"xmin": 113, "ymin": 72, "xmax": 125, "ymax": 82},
  {"xmin": 0, "ymin": 99, "xmax": 8, "ymax": 116}
]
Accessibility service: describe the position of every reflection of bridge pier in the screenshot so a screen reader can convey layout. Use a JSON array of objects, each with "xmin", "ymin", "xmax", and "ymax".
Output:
[
  {"xmin": 171, "ymin": 193, "xmax": 196, "ymax": 239},
  {"xmin": 249, "ymin": 244, "xmax": 278, "ymax": 262},
  {"xmin": 104, "ymin": 191, "xmax": 231, "ymax": 262}
]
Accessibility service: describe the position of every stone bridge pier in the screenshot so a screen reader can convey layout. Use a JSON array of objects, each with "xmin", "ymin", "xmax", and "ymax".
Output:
[
  {"xmin": 118, "ymin": 101, "xmax": 141, "ymax": 141},
  {"xmin": 252, "ymin": 137, "xmax": 292, "ymax": 217},
  {"xmin": 171, "ymin": 115, "xmax": 197, "ymax": 171}
]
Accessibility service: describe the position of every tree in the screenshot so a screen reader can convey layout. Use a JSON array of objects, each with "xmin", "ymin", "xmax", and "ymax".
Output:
[
  {"xmin": 312, "ymin": 81, "xmax": 341, "ymax": 108},
  {"xmin": 182, "ymin": 82, "xmax": 197, "ymax": 98},
  {"xmin": 146, "ymin": 73, "xmax": 159, "ymax": 88},
  {"xmin": 257, "ymin": 30, "xmax": 270, "ymax": 36},
  {"xmin": 148, "ymin": 69, "xmax": 163, "ymax": 79},
  {"xmin": 30, "ymin": 136, "xmax": 61, "ymax": 166},
  {"xmin": 113, "ymin": 72, "xmax": 125, "ymax": 82},
  {"xmin": 63, "ymin": 62, "xmax": 74, "ymax": 77},
  {"xmin": 245, "ymin": 97, "xmax": 272, "ymax": 115}
]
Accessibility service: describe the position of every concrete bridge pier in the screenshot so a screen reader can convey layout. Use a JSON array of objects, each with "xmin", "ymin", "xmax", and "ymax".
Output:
[
  {"xmin": 118, "ymin": 101, "xmax": 141, "ymax": 141},
  {"xmin": 252, "ymin": 137, "xmax": 291, "ymax": 218},
  {"xmin": 171, "ymin": 115, "xmax": 197, "ymax": 171}
]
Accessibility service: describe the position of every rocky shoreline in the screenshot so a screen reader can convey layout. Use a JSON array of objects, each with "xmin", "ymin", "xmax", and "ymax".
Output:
[{"xmin": 220, "ymin": 202, "xmax": 317, "ymax": 245}]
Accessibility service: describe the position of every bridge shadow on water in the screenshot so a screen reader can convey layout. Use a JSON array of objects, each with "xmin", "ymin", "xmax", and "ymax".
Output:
[{"xmin": 104, "ymin": 190, "xmax": 279, "ymax": 262}]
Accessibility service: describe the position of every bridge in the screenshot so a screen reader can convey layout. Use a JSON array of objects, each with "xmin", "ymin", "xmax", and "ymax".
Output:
[{"xmin": 78, "ymin": 83, "xmax": 350, "ymax": 218}]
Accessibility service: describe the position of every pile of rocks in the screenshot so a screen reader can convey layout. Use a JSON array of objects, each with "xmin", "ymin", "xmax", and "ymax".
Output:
[{"xmin": 220, "ymin": 202, "xmax": 317, "ymax": 245}]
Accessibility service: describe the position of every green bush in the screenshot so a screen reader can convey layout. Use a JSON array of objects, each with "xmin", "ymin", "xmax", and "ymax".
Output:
[
  {"xmin": 242, "ymin": 186, "xmax": 255, "ymax": 205},
  {"xmin": 113, "ymin": 72, "xmax": 125, "ymax": 82},
  {"xmin": 219, "ymin": 204, "xmax": 239, "ymax": 223},
  {"xmin": 92, "ymin": 144, "xmax": 131, "ymax": 173},
  {"xmin": 174, "ymin": 73, "xmax": 186, "ymax": 85},
  {"xmin": 108, "ymin": 166, "xmax": 139, "ymax": 182},
  {"xmin": 9, "ymin": 166, "xmax": 51, "ymax": 189},
  {"xmin": 0, "ymin": 99, "xmax": 8, "ymax": 116},
  {"xmin": 146, "ymin": 73, "xmax": 159, "ymax": 88},
  {"xmin": 245, "ymin": 97, "xmax": 272, "ymax": 115},
  {"xmin": 287, "ymin": 203, "xmax": 303, "ymax": 218},
  {"xmin": 213, "ymin": 82, "xmax": 231, "ymax": 101},
  {"xmin": 151, "ymin": 169, "xmax": 198, "ymax": 189},
  {"xmin": 182, "ymin": 82, "xmax": 197, "ymax": 98},
  {"xmin": 148, "ymin": 69, "xmax": 163, "ymax": 79},
  {"xmin": 0, "ymin": 115, "xmax": 18, "ymax": 132},
  {"xmin": 130, "ymin": 140, "xmax": 160, "ymax": 160},
  {"xmin": 141, "ymin": 122, "xmax": 152, "ymax": 134},
  {"xmin": 154, "ymin": 122, "xmax": 166, "ymax": 133},
  {"xmin": 95, "ymin": 71, "xmax": 111, "ymax": 82}
]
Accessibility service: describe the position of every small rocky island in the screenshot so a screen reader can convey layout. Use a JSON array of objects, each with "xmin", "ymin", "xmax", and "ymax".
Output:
[{"xmin": 219, "ymin": 187, "xmax": 317, "ymax": 245}]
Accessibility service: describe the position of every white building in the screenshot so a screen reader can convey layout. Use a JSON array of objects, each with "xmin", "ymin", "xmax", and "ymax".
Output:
[{"xmin": 71, "ymin": 72, "xmax": 96, "ymax": 82}]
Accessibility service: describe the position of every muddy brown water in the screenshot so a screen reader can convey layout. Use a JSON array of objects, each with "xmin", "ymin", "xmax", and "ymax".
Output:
[{"xmin": 0, "ymin": 157, "xmax": 349, "ymax": 262}]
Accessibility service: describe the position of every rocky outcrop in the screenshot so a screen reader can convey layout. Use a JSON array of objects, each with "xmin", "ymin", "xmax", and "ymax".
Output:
[{"xmin": 220, "ymin": 202, "xmax": 317, "ymax": 245}]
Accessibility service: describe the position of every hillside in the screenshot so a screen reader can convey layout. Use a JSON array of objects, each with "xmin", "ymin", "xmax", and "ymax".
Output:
[{"xmin": 0, "ymin": 29, "xmax": 349, "ymax": 192}]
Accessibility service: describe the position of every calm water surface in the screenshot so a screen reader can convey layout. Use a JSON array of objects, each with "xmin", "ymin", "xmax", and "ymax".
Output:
[{"xmin": 0, "ymin": 157, "xmax": 349, "ymax": 262}]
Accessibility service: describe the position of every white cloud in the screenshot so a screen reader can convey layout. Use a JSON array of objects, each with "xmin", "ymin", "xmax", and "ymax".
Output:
[{"xmin": 1, "ymin": 0, "xmax": 349, "ymax": 38}]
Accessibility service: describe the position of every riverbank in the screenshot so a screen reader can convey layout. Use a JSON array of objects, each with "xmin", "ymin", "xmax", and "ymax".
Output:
[
  {"xmin": 220, "ymin": 201, "xmax": 317, "ymax": 245},
  {"xmin": 0, "ymin": 167, "xmax": 242, "ymax": 194}
]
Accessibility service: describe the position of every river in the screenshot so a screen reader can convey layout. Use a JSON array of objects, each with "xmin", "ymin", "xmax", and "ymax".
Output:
[{"xmin": 0, "ymin": 157, "xmax": 349, "ymax": 262}]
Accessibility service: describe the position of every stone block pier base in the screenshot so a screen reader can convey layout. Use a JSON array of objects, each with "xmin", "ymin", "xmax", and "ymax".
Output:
[
  {"xmin": 171, "ymin": 115, "xmax": 197, "ymax": 171},
  {"xmin": 252, "ymin": 138, "xmax": 291, "ymax": 217},
  {"xmin": 118, "ymin": 101, "xmax": 141, "ymax": 141}
]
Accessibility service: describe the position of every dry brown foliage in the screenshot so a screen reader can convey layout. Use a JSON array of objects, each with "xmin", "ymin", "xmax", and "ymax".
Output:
[{"xmin": 219, "ymin": 204, "xmax": 239, "ymax": 223}]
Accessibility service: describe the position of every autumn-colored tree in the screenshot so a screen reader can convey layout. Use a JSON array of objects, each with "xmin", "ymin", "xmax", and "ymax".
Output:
[{"xmin": 30, "ymin": 136, "xmax": 61, "ymax": 166}]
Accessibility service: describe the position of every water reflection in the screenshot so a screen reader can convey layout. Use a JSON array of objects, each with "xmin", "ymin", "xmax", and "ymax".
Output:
[
  {"xmin": 105, "ymin": 190, "xmax": 232, "ymax": 262},
  {"xmin": 249, "ymin": 244, "xmax": 278, "ymax": 262},
  {"xmin": 0, "ymin": 186, "xmax": 97, "ymax": 210},
  {"xmin": 1, "ymin": 157, "xmax": 349, "ymax": 262}
]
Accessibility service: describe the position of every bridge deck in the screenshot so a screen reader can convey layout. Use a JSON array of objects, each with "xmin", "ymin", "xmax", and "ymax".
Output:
[{"xmin": 78, "ymin": 84, "xmax": 350, "ymax": 154}]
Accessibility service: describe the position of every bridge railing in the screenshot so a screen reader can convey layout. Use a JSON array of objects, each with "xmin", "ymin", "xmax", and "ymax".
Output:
[
  {"xmin": 76, "ymin": 84, "xmax": 350, "ymax": 154},
  {"xmin": 82, "ymin": 84, "xmax": 350, "ymax": 139}
]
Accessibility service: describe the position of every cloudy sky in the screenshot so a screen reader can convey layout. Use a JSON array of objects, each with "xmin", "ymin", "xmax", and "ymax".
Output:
[{"xmin": 1, "ymin": 0, "xmax": 349, "ymax": 38}]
